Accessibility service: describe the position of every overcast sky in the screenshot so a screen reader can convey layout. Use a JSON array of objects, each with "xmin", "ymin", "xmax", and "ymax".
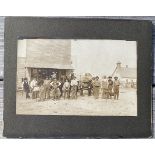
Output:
[
  {"xmin": 71, "ymin": 40, "xmax": 137, "ymax": 76},
  {"xmin": 18, "ymin": 39, "xmax": 137, "ymax": 77}
]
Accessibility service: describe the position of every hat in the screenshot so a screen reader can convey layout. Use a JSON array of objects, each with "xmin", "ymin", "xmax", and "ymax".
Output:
[{"xmin": 96, "ymin": 76, "xmax": 99, "ymax": 79}]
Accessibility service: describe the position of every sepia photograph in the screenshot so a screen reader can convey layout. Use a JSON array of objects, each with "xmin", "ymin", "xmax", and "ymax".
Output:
[{"xmin": 16, "ymin": 39, "xmax": 137, "ymax": 116}]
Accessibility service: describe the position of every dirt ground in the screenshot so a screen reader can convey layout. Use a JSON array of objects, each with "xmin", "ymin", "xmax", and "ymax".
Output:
[{"xmin": 16, "ymin": 88, "xmax": 137, "ymax": 116}]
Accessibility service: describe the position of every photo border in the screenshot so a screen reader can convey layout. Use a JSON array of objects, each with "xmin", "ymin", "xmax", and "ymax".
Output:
[{"xmin": 4, "ymin": 17, "xmax": 152, "ymax": 138}]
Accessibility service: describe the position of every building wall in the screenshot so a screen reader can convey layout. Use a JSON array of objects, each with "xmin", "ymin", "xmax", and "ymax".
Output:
[
  {"xmin": 25, "ymin": 39, "xmax": 72, "ymax": 68},
  {"xmin": 112, "ymin": 72, "xmax": 137, "ymax": 88},
  {"xmin": 16, "ymin": 57, "xmax": 26, "ymax": 88},
  {"xmin": 17, "ymin": 40, "xmax": 27, "ymax": 87},
  {"xmin": 17, "ymin": 39, "xmax": 72, "ymax": 86}
]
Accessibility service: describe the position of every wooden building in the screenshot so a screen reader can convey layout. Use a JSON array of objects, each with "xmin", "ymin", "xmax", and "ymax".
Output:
[
  {"xmin": 17, "ymin": 39, "xmax": 73, "ymax": 87},
  {"xmin": 112, "ymin": 61, "xmax": 137, "ymax": 88}
]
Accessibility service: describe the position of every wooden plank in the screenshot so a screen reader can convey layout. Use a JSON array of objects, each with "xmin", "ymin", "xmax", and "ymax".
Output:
[{"xmin": 25, "ymin": 39, "xmax": 72, "ymax": 68}]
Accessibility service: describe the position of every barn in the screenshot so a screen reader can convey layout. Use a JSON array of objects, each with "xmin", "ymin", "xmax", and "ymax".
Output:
[{"xmin": 112, "ymin": 61, "xmax": 137, "ymax": 88}]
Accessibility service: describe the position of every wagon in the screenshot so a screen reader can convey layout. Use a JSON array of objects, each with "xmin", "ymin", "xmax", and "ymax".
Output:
[{"xmin": 80, "ymin": 73, "xmax": 93, "ymax": 90}]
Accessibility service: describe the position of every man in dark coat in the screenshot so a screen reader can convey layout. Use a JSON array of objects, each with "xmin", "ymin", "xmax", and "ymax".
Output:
[
  {"xmin": 88, "ymin": 80, "xmax": 93, "ymax": 96},
  {"xmin": 23, "ymin": 78, "xmax": 30, "ymax": 99},
  {"xmin": 59, "ymin": 76, "xmax": 65, "ymax": 98},
  {"xmin": 44, "ymin": 77, "xmax": 51, "ymax": 99},
  {"xmin": 78, "ymin": 80, "xmax": 84, "ymax": 96}
]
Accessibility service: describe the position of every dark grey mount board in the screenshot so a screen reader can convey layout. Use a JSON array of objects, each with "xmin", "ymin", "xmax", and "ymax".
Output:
[
  {"xmin": 0, "ymin": 17, "xmax": 153, "ymax": 138},
  {"xmin": 0, "ymin": 17, "xmax": 4, "ymax": 138}
]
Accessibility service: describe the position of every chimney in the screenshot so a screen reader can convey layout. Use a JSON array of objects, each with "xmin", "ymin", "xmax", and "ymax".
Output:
[{"xmin": 116, "ymin": 61, "xmax": 121, "ymax": 69}]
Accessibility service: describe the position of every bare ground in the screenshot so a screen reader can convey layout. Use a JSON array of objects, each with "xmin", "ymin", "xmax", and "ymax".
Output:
[{"xmin": 16, "ymin": 88, "xmax": 137, "ymax": 116}]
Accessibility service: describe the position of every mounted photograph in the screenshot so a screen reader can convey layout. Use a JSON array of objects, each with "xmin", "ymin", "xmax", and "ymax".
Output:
[{"xmin": 16, "ymin": 39, "xmax": 137, "ymax": 116}]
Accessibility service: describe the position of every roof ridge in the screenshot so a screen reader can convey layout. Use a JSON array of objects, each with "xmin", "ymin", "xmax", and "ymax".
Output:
[{"xmin": 120, "ymin": 67, "xmax": 136, "ymax": 69}]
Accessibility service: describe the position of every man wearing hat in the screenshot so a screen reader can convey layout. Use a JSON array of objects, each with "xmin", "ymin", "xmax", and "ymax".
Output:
[
  {"xmin": 51, "ymin": 72, "xmax": 57, "ymax": 80},
  {"xmin": 113, "ymin": 76, "xmax": 120, "ymax": 100},
  {"xmin": 93, "ymin": 76, "xmax": 101, "ymax": 99},
  {"xmin": 88, "ymin": 80, "xmax": 93, "ymax": 96},
  {"xmin": 23, "ymin": 78, "xmax": 30, "ymax": 99},
  {"xmin": 50, "ymin": 78, "xmax": 61, "ymax": 100},
  {"xmin": 108, "ymin": 76, "xmax": 113, "ymax": 99}
]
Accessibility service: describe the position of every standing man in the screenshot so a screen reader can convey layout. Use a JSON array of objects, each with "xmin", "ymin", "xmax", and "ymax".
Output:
[
  {"xmin": 59, "ymin": 76, "xmax": 65, "ymax": 98},
  {"xmin": 113, "ymin": 76, "xmax": 120, "ymax": 100},
  {"xmin": 23, "ymin": 78, "xmax": 30, "ymax": 99},
  {"xmin": 30, "ymin": 78, "xmax": 38, "ymax": 99},
  {"xmin": 131, "ymin": 80, "xmax": 134, "ymax": 88},
  {"xmin": 63, "ymin": 79, "xmax": 70, "ymax": 99},
  {"xmin": 108, "ymin": 76, "xmax": 113, "ymax": 99},
  {"xmin": 44, "ymin": 77, "xmax": 51, "ymax": 99},
  {"xmin": 101, "ymin": 76, "xmax": 108, "ymax": 99},
  {"xmin": 88, "ymin": 80, "xmax": 93, "ymax": 96},
  {"xmin": 78, "ymin": 80, "xmax": 84, "ymax": 96},
  {"xmin": 93, "ymin": 76, "xmax": 101, "ymax": 99},
  {"xmin": 50, "ymin": 78, "xmax": 61, "ymax": 100},
  {"xmin": 71, "ymin": 76, "xmax": 78, "ymax": 99},
  {"xmin": 51, "ymin": 72, "xmax": 57, "ymax": 79},
  {"xmin": 39, "ymin": 80, "xmax": 45, "ymax": 101},
  {"xmin": 91, "ymin": 77, "xmax": 96, "ymax": 96}
]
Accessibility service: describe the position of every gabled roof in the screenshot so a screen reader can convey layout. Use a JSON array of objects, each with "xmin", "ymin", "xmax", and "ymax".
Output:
[
  {"xmin": 112, "ymin": 67, "xmax": 137, "ymax": 79},
  {"xmin": 118, "ymin": 67, "xmax": 137, "ymax": 79}
]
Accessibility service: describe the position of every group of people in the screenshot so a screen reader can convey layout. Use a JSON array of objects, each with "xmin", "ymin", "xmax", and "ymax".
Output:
[
  {"xmin": 93, "ymin": 76, "xmax": 120, "ymax": 100},
  {"xmin": 22, "ymin": 76, "xmax": 79, "ymax": 101},
  {"xmin": 21, "ymin": 75, "xmax": 120, "ymax": 101}
]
